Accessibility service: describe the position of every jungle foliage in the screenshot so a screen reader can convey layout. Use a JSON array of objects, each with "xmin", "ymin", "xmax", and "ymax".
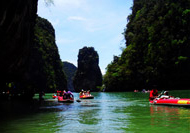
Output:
[
  {"xmin": 32, "ymin": 16, "xmax": 67, "ymax": 92},
  {"xmin": 104, "ymin": 0, "xmax": 190, "ymax": 91}
]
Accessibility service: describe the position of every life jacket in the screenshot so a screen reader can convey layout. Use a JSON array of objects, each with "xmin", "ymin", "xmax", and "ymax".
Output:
[{"xmin": 149, "ymin": 90, "xmax": 158, "ymax": 101}]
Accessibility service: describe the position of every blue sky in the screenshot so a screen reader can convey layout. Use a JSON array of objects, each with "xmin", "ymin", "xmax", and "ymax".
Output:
[{"xmin": 37, "ymin": 0, "xmax": 133, "ymax": 74}]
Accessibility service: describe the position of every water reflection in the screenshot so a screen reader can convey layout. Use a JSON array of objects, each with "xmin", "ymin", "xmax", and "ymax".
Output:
[
  {"xmin": 78, "ymin": 100, "xmax": 100, "ymax": 125},
  {"xmin": 1, "ymin": 92, "xmax": 190, "ymax": 133},
  {"xmin": 150, "ymin": 105, "xmax": 190, "ymax": 131},
  {"xmin": 150, "ymin": 105, "xmax": 190, "ymax": 120}
]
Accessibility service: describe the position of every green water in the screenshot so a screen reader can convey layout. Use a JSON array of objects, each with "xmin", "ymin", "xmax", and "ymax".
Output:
[{"xmin": 0, "ymin": 91, "xmax": 190, "ymax": 133}]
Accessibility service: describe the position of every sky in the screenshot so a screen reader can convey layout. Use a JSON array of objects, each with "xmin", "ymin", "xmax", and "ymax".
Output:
[{"xmin": 37, "ymin": 0, "xmax": 133, "ymax": 74}]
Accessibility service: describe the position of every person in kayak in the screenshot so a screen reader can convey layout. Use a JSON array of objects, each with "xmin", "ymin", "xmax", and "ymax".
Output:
[
  {"xmin": 149, "ymin": 88, "xmax": 158, "ymax": 101},
  {"xmin": 63, "ymin": 90, "xmax": 67, "ymax": 99},
  {"xmin": 87, "ymin": 90, "xmax": 91, "ymax": 96},
  {"xmin": 79, "ymin": 89, "xmax": 84, "ymax": 96},
  {"xmin": 160, "ymin": 91, "xmax": 174, "ymax": 99},
  {"xmin": 67, "ymin": 91, "xmax": 74, "ymax": 99}
]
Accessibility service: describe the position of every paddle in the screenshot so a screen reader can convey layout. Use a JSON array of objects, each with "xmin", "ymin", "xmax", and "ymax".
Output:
[
  {"xmin": 76, "ymin": 99, "xmax": 81, "ymax": 102},
  {"xmin": 158, "ymin": 90, "xmax": 165, "ymax": 98}
]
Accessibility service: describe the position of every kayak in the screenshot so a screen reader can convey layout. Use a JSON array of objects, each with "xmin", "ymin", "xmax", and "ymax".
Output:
[
  {"xmin": 79, "ymin": 95, "xmax": 94, "ymax": 99},
  {"xmin": 150, "ymin": 98, "xmax": 190, "ymax": 107},
  {"xmin": 53, "ymin": 90, "xmax": 74, "ymax": 103},
  {"xmin": 58, "ymin": 96, "xmax": 74, "ymax": 103},
  {"xmin": 52, "ymin": 95, "xmax": 57, "ymax": 99}
]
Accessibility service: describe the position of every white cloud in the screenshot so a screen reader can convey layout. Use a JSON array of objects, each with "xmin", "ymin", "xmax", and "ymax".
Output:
[
  {"xmin": 55, "ymin": 0, "xmax": 83, "ymax": 7},
  {"xmin": 68, "ymin": 16, "xmax": 87, "ymax": 21},
  {"xmin": 54, "ymin": 0, "xmax": 89, "ymax": 12}
]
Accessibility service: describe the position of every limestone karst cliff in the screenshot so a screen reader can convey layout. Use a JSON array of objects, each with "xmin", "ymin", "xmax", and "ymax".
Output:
[
  {"xmin": 73, "ymin": 47, "xmax": 102, "ymax": 92},
  {"xmin": 0, "ymin": 1, "xmax": 67, "ymax": 97},
  {"xmin": 104, "ymin": 0, "xmax": 190, "ymax": 91},
  {"xmin": 0, "ymin": 0, "xmax": 38, "ymax": 97},
  {"xmin": 0, "ymin": 0, "xmax": 38, "ymax": 83},
  {"xmin": 27, "ymin": 16, "xmax": 67, "ymax": 93},
  {"xmin": 63, "ymin": 61, "xmax": 77, "ymax": 92}
]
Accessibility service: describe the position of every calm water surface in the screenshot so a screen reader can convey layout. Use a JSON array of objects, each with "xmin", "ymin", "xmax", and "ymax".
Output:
[{"xmin": 0, "ymin": 91, "xmax": 190, "ymax": 133}]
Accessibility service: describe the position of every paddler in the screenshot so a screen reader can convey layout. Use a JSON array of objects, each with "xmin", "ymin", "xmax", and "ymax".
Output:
[
  {"xmin": 79, "ymin": 89, "xmax": 84, "ymax": 96},
  {"xmin": 67, "ymin": 91, "xmax": 73, "ymax": 99},
  {"xmin": 160, "ymin": 91, "xmax": 174, "ymax": 99},
  {"xmin": 63, "ymin": 90, "xmax": 67, "ymax": 99},
  {"xmin": 87, "ymin": 90, "xmax": 91, "ymax": 96},
  {"xmin": 149, "ymin": 87, "xmax": 158, "ymax": 101}
]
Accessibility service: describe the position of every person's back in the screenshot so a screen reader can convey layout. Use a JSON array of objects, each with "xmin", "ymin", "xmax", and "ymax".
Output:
[
  {"xmin": 149, "ymin": 88, "xmax": 158, "ymax": 101},
  {"xmin": 63, "ymin": 92, "xmax": 67, "ymax": 99}
]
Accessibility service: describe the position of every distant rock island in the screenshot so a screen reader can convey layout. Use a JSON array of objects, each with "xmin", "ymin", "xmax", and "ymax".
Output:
[
  {"xmin": 62, "ymin": 61, "xmax": 77, "ymax": 92},
  {"xmin": 73, "ymin": 47, "xmax": 102, "ymax": 92}
]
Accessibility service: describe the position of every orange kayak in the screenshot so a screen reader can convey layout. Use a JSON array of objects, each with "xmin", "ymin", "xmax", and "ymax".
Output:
[{"xmin": 79, "ymin": 95, "xmax": 94, "ymax": 99}]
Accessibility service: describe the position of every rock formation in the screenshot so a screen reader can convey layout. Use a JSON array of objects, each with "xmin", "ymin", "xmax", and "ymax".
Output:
[
  {"xmin": 73, "ymin": 47, "xmax": 102, "ymax": 92},
  {"xmin": 0, "ymin": 0, "xmax": 38, "ymax": 98},
  {"xmin": 27, "ymin": 16, "xmax": 67, "ymax": 92},
  {"xmin": 0, "ymin": 0, "xmax": 67, "ymax": 97},
  {"xmin": 63, "ymin": 61, "xmax": 77, "ymax": 92},
  {"xmin": 0, "ymin": 0, "xmax": 38, "ymax": 83}
]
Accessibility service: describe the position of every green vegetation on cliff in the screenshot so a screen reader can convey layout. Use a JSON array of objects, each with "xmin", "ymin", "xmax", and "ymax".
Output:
[
  {"xmin": 104, "ymin": 0, "xmax": 190, "ymax": 91},
  {"xmin": 31, "ymin": 16, "xmax": 67, "ymax": 92}
]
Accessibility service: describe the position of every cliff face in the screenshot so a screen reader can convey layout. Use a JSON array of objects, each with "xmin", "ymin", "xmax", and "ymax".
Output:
[
  {"xmin": 63, "ymin": 61, "xmax": 77, "ymax": 92},
  {"xmin": 104, "ymin": 0, "xmax": 190, "ymax": 91},
  {"xmin": 0, "ymin": 0, "xmax": 38, "ymax": 83},
  {"xmin": 73, "ymin": 47, "xmax": 102, "ymax": 92},
  {"xmin": 0, "ymin": 0, "xmax": 67, "ymax": 96},
  {"xmin": 27, "ymin": 16, "xmax": 67, "ymax": 92}
]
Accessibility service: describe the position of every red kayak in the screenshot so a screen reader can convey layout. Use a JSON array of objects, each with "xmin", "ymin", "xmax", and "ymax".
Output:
[
  {"xmin": 79, "ymin": 95, "xmax": 94, "ymax": 99},
  {"xmin": 54, "ymin": 90, "xmax": 74, "ymax": 103},
  {"xmin": 150, "ymin": 98, "xmax": 190, "ymax": 107},
  {"xmin": 58, "ymin": 96, "xmax": 74, "ymax": 103},
  {"xmin": 52, "ymin": 95, "xmax": 57, "ymax": 99}
]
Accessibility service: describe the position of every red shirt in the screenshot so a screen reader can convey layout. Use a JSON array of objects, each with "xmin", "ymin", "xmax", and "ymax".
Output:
[{"xmin": 149, "ymin": 89, "xmax": 158, "ymax": 101}]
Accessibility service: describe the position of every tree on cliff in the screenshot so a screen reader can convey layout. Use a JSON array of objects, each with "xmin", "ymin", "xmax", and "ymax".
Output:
[
  {"xmin": 73, "ymin": 47, "xmax": 102, "ymax": 92},
  {"xmin": 27, "ymin": 16, "xmax": 67, "ymax": 93},
  {"xmin": 104, "ymin": 0, "xmax": 190, "ymax": 91}
]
